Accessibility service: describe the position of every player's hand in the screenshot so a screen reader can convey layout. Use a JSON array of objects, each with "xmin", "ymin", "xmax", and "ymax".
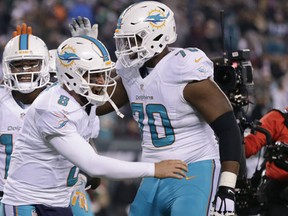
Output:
[
  {"xmin": 86, "ymin": 177, "xmax": 101, "ymax": 190},
  {"xmin": 154, "ymin": 160, "xmax": 187, "ymax": 179},
  {"xmin": 12, "ymin": 23, "xmax": 32, "ymax": 37},
  {"xmin": 210, "ymin": 186, "xmax": 236, "ymax": 216},
  {"xmin": 69, "ymin": 16, "xmax": 98, "ymax": 39},
  {"xmin": 70, "ymin": 174, "xmax": 89, "ymax": 211}
]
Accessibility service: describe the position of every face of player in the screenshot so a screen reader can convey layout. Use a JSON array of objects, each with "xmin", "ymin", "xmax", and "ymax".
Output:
[
  {"xmin": 83, "ymin": 71, "xmax": 105, "ymax": 95},
  {"xmin": 9, "ymin": 59, "xmax": 42, "ymax": 83},
  {"xmin": 115, "ymin": 35, "xmax": 143, "ymax": 60}
]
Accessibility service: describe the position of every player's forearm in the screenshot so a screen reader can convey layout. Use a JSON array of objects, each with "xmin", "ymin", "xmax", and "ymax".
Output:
[
  {"xmin": 210, "ymin": 111, "xmax": 242, "ymax": 163},
  {"xmin": 85, "ymin": 155, "xmax": 154, "ymax": 179},
  {"xmin": 49, "ymin": 134, "xmax": 155, "ymax": 179},
  {"xmin": 221, "ymin": 161, "xmax": 239, "ymax": 176}
]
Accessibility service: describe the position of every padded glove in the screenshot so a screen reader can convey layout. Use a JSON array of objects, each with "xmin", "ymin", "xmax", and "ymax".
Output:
[
  {"xmin": 210, "ymin": 186, "xmax": 235, "ymax": 216},
  {"xmin": 69, "ymin": 16, "xmax": 98, "ymax": 39}
]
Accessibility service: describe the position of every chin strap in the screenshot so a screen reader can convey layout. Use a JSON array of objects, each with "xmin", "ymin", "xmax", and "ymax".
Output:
[
  {"xmin": 68, "ymin": 97, "xmax": 124, "ymax": 118},
  {"xmin": 108, "ymin": 98, "xmax": 124, "ymax": 118}
]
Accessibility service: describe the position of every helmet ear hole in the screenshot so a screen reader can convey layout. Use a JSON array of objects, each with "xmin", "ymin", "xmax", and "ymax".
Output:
[{"xmin": 153, "ymin": 34, "xmax": 163, "ymax": 42}]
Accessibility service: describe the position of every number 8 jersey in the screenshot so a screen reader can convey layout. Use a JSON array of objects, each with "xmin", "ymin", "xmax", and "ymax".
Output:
[{"xmin": 116, "ymin": 47, "xmax": 220, "ymax": 164}]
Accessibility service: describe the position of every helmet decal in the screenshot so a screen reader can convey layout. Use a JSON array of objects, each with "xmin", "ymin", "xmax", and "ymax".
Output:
[
  {"xmin": 58, "ymin": 45, "xmax": 79, "ymax": 67},
  {"xmin": 19, "ymin": 34, "xmax": 29, "ymax": 50},
  {"xmin": 145, "ymin": 10, "xmax": 170, "ymax": 29},
  {"xmin": 116, "ymin": 18, "xmax": 123, "ymax": 31}
]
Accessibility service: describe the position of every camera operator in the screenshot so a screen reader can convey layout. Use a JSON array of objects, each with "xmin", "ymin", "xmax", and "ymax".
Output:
[{"xmin": 245, "ymin": 108, "xmax": 288, "ymax": 216}]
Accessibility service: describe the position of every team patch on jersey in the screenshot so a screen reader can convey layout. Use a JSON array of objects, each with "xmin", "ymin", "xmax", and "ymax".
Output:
[
  {"xmin": 197, "ymin": 66, "xmax": 208, "ymax": 75},
  {"xmin": 53, "ymin": 112, "xmax": 69, "ymax": 129}
]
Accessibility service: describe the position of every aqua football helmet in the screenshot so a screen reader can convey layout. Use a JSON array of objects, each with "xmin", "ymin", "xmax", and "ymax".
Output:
[
  {"xmin": 114, "ymin": 1, "xmax": 177, "ymax": 68},
  {"xmin": 2, "ymin": 34, "xmax": 50, "ymax": 93},
  {"xmin": 56, "ymin": 36, "xmax": 117, "ymax": 106}
]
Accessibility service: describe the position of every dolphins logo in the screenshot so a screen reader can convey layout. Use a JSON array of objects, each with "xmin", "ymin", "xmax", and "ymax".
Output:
[
  {"xmin": 58, "ymin": 45, "xmax": 79, "ymax": 67},
  {"xmin": 145, "ymin": 9, "xmax": 170, "ymax": 29},
  {"xmin": 58, "ymin": 52, "xmax": 80, "ymax": 63}
]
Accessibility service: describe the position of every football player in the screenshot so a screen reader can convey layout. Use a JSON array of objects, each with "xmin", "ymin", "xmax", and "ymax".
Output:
[
  {"xmin": 72, "ymin": 1, "xmax": 242, "ymax": 215},
  {"xmin": 1, "ymin": 35, "xmax": 187, "ymax": 216},
  {"xmin": 0, "ymin": 31, "xmax": 50, "ymax": 198}
]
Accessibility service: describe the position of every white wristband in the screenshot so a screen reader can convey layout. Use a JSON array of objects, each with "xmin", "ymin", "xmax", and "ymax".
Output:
[{"xmin": 219, "ymin": 171, "xmax": 237, "ymax": 188}]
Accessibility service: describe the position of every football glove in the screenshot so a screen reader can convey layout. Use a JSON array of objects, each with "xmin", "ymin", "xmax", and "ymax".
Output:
[
  {"xmin": 70, "ymin": 173, "xmax": 89, "ymax": 212},
  {"xmin": 86, "ymin": 176, "xmax": 101, "ymax": 190},
  {"xmin": 79, "ymin": 170, "xmax": 101, "ymax": 190},
  {"xmin": 12, "ymin": 23, "xmax": 32, "ymax": 37},
  {"xmin": 69, "ymin": 16, "xmax": 98, "ymax": 39},
  {"xmin": 210, "ymin": 186, "xmax": 235, "ymax": 216}
]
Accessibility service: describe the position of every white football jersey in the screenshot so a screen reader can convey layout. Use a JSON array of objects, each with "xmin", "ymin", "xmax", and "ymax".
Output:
[
  {"xmin": 0, "ymin": 86, "xmax": 28, "ymax": 192},
  {"xmin": 116, "ymin": 47, "xmax": 219, "ymax": 163},
  {"xmin": 2, "ymin": 84, "xmax": 99, "ymax": 206}
]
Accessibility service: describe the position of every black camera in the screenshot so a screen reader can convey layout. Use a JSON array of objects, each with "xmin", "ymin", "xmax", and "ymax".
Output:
[
  {"xmin": 213, "ymin": 49, "xmax": 254, "ymax": 109},
  {"xmin": 265, "ymin": 141, "xmax": 288, "ymax": 172},
  {"xmin": 235, "ymin": 177, "xmax": 267, "ymax": 215}
]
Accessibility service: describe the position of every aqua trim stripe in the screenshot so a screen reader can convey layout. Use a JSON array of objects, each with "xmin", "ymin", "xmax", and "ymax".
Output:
[
  {"xmin": 81, "ymin": 36, "xmax": 109, "ymax": 62},
  {"xmin": 19, "ymin": 34, "xmax": 29, "ymax": 50}
]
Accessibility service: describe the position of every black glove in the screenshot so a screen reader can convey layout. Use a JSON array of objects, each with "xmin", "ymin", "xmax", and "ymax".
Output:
[
  {"xmin": 86, "ymin": 176, "xmax": 101, "ymax": 190},
  {"xmin": 210, "ymin": 186, "xmax": 235, "ymax": 216},
  {"xmin": 79, "ymin": 171, "xmax": 101, "ymax": 190}
]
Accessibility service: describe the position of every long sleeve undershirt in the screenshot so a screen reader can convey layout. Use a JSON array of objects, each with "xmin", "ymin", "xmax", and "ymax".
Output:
[{"xmin": 49, "ymin": 133, "xmax": 154, "ymax": 179}]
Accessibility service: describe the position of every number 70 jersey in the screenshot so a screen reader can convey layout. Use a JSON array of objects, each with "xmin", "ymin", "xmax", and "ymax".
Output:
[
  {"xmin": 116, "ymin": 47, "xmax": 220, "ymax": 164},
  {"xmin": 0, "ymin": 87, "xmax": 28, "ymax": 192}
]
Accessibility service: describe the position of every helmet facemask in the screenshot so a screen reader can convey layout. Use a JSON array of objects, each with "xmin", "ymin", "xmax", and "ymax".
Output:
[
  {"xmin": 4, "ymin": 58, "xmax": 49, "ymax": 93},
  {"xmin": 72, "ymin": 65, "xmax": 117, "ymax": 106},
  {"xmin": 115, "ymin": 31, "xmax": 151, "ymax": 68}
]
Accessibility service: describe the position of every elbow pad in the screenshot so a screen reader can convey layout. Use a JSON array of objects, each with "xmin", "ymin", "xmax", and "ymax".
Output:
[{"xmin": 210, "ymin": 111, "xmax": 242, "ymax": 162}]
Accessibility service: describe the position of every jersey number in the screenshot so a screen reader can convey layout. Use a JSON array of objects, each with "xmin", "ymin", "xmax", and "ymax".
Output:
[
  {"xmin": 0, "ymin": 134, "xmax": 13, "ymax": 179},
  {"xmin": 131, "ymin": 103, "xmax": 175, "ymax": 147},
  {"xmin": 58, "ymin": 95, "xmax": 69, "ymax": 106}
]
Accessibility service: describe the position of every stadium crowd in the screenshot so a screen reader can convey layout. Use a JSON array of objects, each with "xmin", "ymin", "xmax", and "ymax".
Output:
[{"xmin": 0, "ymin": 0, "xmax": 288, "ymax": 215}]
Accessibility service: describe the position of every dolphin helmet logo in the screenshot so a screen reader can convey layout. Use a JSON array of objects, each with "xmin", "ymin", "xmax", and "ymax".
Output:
[
  {"xmin": 58, "ymin": 52, "xmax": 80, "ymax": 63},
  {"xmin": 144, "ymin": 9, "xmax": 170, "ymax": 29},
  {"xmin": 58, "ymin": 45, "xmax": 80, "ymax": 67}
]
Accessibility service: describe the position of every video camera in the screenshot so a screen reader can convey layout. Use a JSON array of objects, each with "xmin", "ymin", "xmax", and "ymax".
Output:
[
  {"xmin": 265, "ymin": 141, "xmax": 288, "ymax": 172},
  {"xmin": 234, "ymin": 121, "xmax": 271, "ymax": 215},
  {"xmin": 213, "ymin": 49, "xmax": 254, "ymax": 109}
]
